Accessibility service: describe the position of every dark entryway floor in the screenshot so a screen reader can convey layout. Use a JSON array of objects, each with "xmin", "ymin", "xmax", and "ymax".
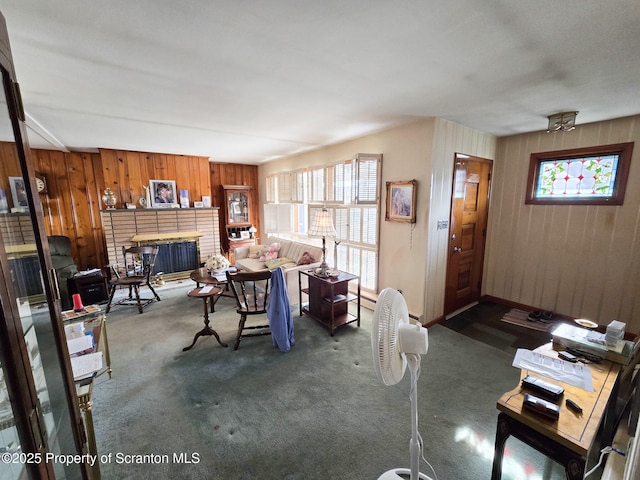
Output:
[{"xmin": 440, "ymin": 300, "xmax": 555, "ymax": 355}]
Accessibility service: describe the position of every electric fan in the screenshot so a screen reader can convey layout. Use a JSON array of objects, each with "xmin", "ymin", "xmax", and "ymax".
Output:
[{"xmin": 371, "ymin": 288, "xmax": 433, "ymax": 480}]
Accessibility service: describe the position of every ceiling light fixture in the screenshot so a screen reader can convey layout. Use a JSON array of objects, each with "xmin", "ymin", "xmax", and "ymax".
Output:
[{"xmin": 547, "ymin": 111, "xmax": 578, "ymax": 133}]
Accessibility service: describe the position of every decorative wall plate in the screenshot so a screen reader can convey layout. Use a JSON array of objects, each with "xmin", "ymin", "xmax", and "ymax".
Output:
[{"xmin": 574, "ymin": 318, "xmax": 598, "ymax": 329}]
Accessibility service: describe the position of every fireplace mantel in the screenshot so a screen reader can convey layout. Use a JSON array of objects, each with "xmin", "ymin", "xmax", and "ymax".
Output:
[{"xmin": 131, "ymin": 231, "xmax": 203, "ymax": 243}]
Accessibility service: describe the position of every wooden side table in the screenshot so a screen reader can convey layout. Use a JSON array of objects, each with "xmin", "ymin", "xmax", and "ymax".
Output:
[
  {"xmin": 190, "ymin": 267, "xmax": 236, "ymax": 309},
  {"xmin": 183, "ymin": 286, "xmax": 227, "ymax": 351},
  {"xmin": 67, "ymin": 272, "xmax": 109, "ymax": 305},
  {"xmin": 298, "ymin": 270, "xmax": 360, "ymax": 336}
]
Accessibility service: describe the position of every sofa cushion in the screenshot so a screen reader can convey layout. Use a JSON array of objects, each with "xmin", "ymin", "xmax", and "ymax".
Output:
[
  {"xmin": 265, "ymin": 257, "xmax": 296, "ymax": 269},
  {"xmin": 267, "ymin": 237, "xmax": 322, "ymax": 264},
  {"xmin": 235, "ymin": 257, "xmax": 267, "ymax": 272}
]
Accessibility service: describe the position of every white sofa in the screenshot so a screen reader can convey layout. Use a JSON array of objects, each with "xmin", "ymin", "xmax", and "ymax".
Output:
[{"xmin": 234, "ymin": 236, "xmax": 323, "ymax": 305}]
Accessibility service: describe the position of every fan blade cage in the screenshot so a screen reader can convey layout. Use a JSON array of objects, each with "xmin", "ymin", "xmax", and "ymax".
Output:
[{"xmin": 372, "ymin": 288, "xmax": 408, "ymax": 385}]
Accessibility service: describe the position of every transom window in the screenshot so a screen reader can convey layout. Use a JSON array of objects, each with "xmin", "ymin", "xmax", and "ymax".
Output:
[{"xmin": 525, "ymin": 142, "xmax": 633, "ymax": 205}]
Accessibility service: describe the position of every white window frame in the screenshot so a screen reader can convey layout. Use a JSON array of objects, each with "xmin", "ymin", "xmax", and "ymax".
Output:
[{"xmin": 268, "ymin": 154, "xmax": 382, "ymax": 293}]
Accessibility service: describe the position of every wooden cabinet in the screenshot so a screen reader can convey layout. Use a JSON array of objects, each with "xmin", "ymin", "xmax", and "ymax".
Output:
[
  {"xmin": 299, "ymin": 270, "xmax": 360, "ymax": 336},
  {"xmin": 220, "ymin": 185, "xmax": 255, "ymax": 256}
]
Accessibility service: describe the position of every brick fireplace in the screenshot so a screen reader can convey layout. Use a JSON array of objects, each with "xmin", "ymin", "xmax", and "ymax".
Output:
[{"xmin": 101, "ymin": 208, "xmax": 221, "ymax": 279}]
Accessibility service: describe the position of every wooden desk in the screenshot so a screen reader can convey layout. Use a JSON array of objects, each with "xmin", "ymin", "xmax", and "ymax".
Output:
[{"xmin": 491, "ymin": 344, "xmax": 620, "ymax": 480}]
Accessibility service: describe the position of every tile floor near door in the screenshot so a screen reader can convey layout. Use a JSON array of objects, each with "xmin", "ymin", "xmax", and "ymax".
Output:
[{"xmin": 440, "ymin": 300, "xmax": 554, "ymax": 354}]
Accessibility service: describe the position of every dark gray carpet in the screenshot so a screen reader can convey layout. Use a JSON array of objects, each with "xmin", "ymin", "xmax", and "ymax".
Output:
[{"xmin": 92, "ymin": 283, "xmax": 564, "ymax": 479}]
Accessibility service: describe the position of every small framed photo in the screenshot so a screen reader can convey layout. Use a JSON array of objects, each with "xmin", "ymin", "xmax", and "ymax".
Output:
[
  {"xmin": 193, "ymin": 201, "xmax": 204, "ymax": 208},
  {"xmin": 179, "ymin": 189, "xmax": 190, "ymax": 208},
  {"xmin": 150, "ymin": 180, "xmax": 178, "ymax": 208},
  {"xmin": 386, "ymin": 180, "xmax": 417, "ymax": 223},
  {"xmin": 240, "ymin": 231, "xmax": 250, "ymax": 239},
  {"xmin": 9, "ymin": 176, "xmax": 29, "ymax": 209}
]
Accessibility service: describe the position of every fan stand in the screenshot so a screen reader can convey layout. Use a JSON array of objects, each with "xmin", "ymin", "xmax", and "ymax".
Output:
[{"xmin": 378, "ymin": 353, "xmax": 433, "ymax": 480}]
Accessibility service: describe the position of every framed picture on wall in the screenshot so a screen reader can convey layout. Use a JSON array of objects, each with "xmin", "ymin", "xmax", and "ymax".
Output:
[
  {"xmin": 9, "ymin": 176, "xmax": 29, "ymax": 210},
  {"xmin": 150, "ymin": 180, "xmax": 178, "ymax": 208},
  {"xmin": 385, "ymin": 179, "xmax": 417, "ymax": 223}
]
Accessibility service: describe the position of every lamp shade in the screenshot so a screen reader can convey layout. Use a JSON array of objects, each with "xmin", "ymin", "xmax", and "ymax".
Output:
[{"xmin": 308, "ymin": 209, "xmax": 336, "ymax": 237}]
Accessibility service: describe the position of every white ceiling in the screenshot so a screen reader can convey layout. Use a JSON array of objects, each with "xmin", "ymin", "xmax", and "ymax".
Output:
[{"xmin": 1, "ymin": 0, "xmax": 639, "ymax": 164}]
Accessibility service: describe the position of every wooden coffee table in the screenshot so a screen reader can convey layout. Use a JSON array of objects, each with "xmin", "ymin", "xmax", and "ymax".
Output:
[{"xmin": 491, "ymin": 343, "xmax": 621, "ymax": 480}]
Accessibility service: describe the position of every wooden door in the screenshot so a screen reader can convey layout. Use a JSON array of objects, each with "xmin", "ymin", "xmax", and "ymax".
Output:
[{"xmin": 444, "ymin": 154, "xmax": 492, "ymax": 315}]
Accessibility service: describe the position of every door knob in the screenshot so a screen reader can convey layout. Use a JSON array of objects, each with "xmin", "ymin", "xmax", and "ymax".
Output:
[{"xmin": 453, "ymin": 246, "xmax": 462, "ymax": 253}]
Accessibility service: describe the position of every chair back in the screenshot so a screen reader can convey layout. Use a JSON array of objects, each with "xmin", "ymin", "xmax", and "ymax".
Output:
[
  {"xmin": 226, "ymin": 270, "xmax": 272, "ymax": 314},
  {"xmin": 121, "ymin": 245, "xmax": 159, "ymax": 279}
]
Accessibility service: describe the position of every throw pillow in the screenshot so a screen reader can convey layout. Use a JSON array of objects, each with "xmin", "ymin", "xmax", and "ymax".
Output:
[
  {"xmin": 249, "ymin": 244, "xmax": 266, "ymax": 259},
  {"xmin": 264, "ymin": 257, "xmax": 295, "ymax": 270},
  {"xmin": 297, "ymin": 251, "xmax": 316, "ymax": 265}
]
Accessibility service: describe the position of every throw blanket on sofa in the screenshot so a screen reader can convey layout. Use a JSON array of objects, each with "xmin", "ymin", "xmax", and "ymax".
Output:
[{"xmin": 267, "ymin": 267, "xmax": 295, "ymax": 352}]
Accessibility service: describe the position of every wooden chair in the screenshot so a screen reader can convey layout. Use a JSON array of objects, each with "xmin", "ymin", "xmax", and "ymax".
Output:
[
  {"xmin": 225, "ymin": 270, "xmax": 272, "ymax": 350},
  {"xmin": 106, "ymin": 246, "xmax": 161, "ymax": 314}
]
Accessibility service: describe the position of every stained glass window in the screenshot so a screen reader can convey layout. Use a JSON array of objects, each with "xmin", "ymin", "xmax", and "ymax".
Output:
[
  {"xmin": 526, "ymin": 143, "xmax": 633, "ymax": 205},
  {"xmin": 536, "ymin": 155, "xmax": 619, "ymax": 198}
]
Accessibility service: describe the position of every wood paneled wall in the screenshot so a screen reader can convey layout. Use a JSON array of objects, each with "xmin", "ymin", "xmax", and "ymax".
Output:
[
  {"xmin": 0, "ymin": 143, "xmax": 259, "ymax": 272},
  {"xmin": 100, "ymin": 149, "xmax": 212, "ymax": 207},
  {"xmin": 485, "ymin": 115, "xmax": 640, "ymax": 331}
]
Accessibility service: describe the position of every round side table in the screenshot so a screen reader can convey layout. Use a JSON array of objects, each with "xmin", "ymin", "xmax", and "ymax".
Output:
[{"xmin": 183, "ymin": 286, "xmax": 227, "ymax": 351}]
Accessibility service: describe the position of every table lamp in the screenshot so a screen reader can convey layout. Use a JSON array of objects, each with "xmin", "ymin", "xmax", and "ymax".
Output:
[{"xmin": 308, "ymin": 207, "xmax": 336, "ymax": 277}]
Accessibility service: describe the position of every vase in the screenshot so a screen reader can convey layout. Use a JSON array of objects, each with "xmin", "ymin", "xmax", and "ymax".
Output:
[{"xmin": 102, "ymin": 188, "xmax": 117, "ymax": 209}]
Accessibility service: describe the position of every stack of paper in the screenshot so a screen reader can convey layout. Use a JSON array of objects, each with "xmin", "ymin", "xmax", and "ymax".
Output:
[
  {"xmin": 70, "ymin": 352, "xmax": 103, "ymax": 381},
  {"xmin": 64, "ymin": 321, "xmax": 85, "ymax": 339},
  {"xmin": 552, "ymin": 323, "xmax": 636, "ymax": 365},
  {"xmin": 67, "ymin": 335, "xmax": 93, "ymax": 356}
]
